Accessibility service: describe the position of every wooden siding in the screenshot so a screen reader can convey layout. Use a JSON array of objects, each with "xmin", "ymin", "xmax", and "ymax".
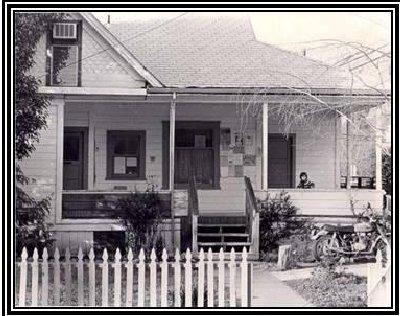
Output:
[{"xmin": 29, "ymin": 17, "xmax": 146, "ymax": 89}]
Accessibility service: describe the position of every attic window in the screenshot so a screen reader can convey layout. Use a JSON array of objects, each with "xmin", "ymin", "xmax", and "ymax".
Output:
[{"xmin": 53, "ymin": 23, "xmax": 77, "ymax": 39}]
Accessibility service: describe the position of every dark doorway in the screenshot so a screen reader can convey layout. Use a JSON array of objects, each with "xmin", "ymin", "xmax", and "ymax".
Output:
[
  {"xmin": 162, "ymin": 121, "xmax": 220, "ymax": 189},
  {"xmin": 63, "ymin": 127, "xmax": 88, "ymax": 190},
  {"xmin": 268, "ymin": 134, "xmax": 295, "ymax": 188}
]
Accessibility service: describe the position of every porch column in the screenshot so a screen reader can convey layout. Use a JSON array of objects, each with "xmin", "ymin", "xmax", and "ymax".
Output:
[
  {"xmin": 262, "ymin": 102, "xmax": 268, "ymax": 190},
  {"xmin": 55, "ymin": 98, "xmax": 65, "ymax": 223},
  {"xmin": 375, "ymin": 107, "xmax": 383, "ymax": 191},
  {"xmin": 346, "ymin": 114, "xmax": 352, "ymax": 190},
  {"xmin": 169, "ymin": 93, "xmax": 176, "ymax": 250}
]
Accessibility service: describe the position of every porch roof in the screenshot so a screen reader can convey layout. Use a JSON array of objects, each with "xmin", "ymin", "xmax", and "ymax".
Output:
[{"xmin": 103, "ymin": 13, "xmax": 353, "ymax": 90}]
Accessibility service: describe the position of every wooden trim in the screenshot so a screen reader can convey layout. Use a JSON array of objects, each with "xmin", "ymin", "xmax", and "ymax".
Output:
[
  {"xmin": 162, "ymin": 121, "xmax": 221, "ymax": 190},
  {"xmin": 63, "ymin": 126, "xmax": 89, "ymax": 190},
  {"xmin": 55, "ymin": 99, "xmax": 65, "ymax": 223},
  {"xmin": 106, "ymin": 130, "xmax": 146, "ymax": 180},
  {"xmin": 262, "ymin": 102, "xmax": 268, "ymax": 190}
]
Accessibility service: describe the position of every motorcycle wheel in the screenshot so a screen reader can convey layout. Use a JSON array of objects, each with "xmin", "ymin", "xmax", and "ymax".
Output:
[{"xmin": 313, "ymin": 235, "xmax": 339, "ymax": 261}]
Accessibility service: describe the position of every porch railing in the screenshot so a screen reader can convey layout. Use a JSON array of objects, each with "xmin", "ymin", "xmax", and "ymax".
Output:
[{"xmin": 244, "ymin": 176, "xmax": 260, "ymax": 259}]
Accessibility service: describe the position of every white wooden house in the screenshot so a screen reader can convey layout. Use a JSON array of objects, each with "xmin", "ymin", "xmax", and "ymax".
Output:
[{"xmin": 22, "ymin": 12, "xmax": 388, "ymax": 257}]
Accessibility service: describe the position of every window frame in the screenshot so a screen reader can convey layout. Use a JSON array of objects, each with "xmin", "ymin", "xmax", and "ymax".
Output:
[{"xmin": 106, "ymin": 130, "xmax": 147, "ymax": 180}]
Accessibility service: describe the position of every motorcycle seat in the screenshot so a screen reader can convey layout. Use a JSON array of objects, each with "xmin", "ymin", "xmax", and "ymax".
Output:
[{"xmin": 324, "ymin": 224, "xmax": 354, "ymax": 233}]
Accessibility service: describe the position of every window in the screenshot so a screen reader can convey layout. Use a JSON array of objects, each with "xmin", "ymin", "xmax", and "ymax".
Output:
[
  {"xmin": 107, "ymin": 131, "xmax": 146, "ymax": 180},
  {"xmin": 46, "ymin": 20, "xmax": 82, "ymax": 86}
]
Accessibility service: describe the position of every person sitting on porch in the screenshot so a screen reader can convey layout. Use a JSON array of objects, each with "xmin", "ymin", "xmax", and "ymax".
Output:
[{"xmin": 297, "ymin": 172, "xmax": 315, "ymax": 189}]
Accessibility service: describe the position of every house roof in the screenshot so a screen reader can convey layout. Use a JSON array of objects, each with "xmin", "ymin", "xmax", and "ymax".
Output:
[{"xmin": 105, "ymin": 13, "xmax": 352, "ymax": 89}]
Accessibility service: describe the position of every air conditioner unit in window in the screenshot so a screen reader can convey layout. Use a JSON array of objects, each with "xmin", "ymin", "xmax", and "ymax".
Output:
[{"xmin": 53, "ymin": 23, "xmax": 77, "ymax": 39}]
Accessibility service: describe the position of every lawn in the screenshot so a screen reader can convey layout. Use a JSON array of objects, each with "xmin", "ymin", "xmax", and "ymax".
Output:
[{"xmin": 285, "ymin": 266, "xmax": 367, "ymax": 307}]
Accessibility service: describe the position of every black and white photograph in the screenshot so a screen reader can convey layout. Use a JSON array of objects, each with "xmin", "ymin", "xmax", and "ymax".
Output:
[{"xmin": 3, "ymin": 1, "xmax": 397, "ymax": 313}]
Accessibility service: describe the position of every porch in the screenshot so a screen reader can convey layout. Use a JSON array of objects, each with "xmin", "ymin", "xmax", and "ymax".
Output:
[{"xmin": 47, "ymin": 89, "xmax": 385, "ymax": 256}]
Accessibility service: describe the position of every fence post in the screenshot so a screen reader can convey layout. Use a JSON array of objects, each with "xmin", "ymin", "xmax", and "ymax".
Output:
[
  {"xmin": 229, "ymin": 248, "xmax": 236, "ymax": 307},
  {"xmin": 160, "ymin": 248, "xmax": 168, "ymax": 307},
  {"xmin": 218, "ymin": 247, "xmax": 225, "ymax": 307},
  {"xmin": 184, "ymin": 248, "xmax": 192, "ymax": 307},
  {"xmin": 54, "ymin": 247, "xmax": 61, "ymax": 306},
  {"xmin": 197, "ymin": 248, "xmax": 205, "ymax": 307},
  {"xmin": 102, "ymin": 248, "xmax": 109, "ymax": 307},
  {"xmin": 18, "ymin": 247, "xmax": 28, "ymax": 307},
  {"xmin": 77, "ymin": 247, "xmax": 84, "ymax": 306},
  {"xmin": 174, "ymin": 248, "xmax": 181, "ymax": 307},
  {"xmin": 125, "ymin": 248, "xmax": 133, "ymax": 307},
  {"xmin": 150, "ymin": 248, "xmax": 157, "ymax": 307},
  {"xmin": 41, "ymin": 247, "xmax": 48, "ymax": 306},
  {"xmin": 64, "ymin": 247, "xmax": 71, "ymax": 306},
  {"xmin": 241, "ymin": 247, "xmax": 248, "ymax": 307},
  {"xmin": 207, "ymin": 248, "xmax": 214, "ymax": 307},
  {"xmin": 88, "ymin": 248, "xmax": 95, "ymax": 306},
  {"xmin": 137, "ymin": 248, "xmax": 145, "ymax": 307},
  {"xmin": 113, "ymin": 248, "xmax": 122, "ymax": 307}
]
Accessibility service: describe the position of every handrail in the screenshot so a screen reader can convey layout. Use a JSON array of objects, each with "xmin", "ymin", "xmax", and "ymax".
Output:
[
  {"xmin": 244, "ymin": 176, "xmax": 260, "ymax": 259},
  {"xmin": 188, "ymin": 173, "xmax": 199, "ymax": 254}
]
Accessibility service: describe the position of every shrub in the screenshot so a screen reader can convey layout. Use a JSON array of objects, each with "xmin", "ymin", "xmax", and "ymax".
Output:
[
  {"xmin": 116, "ymin": 189, "xmax": 166, "ymax": 256},
  {"xmin": 258, "ymin": 191, "xmax": 308, "ymax": 258}
]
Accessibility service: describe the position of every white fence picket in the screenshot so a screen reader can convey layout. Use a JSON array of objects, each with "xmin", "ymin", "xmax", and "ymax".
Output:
[
  {"xmin": 64, "ymin": 247, "xmax": 71, "ymax": 306},
  {"xmin": 241, "ymin": 247, "xmax": 248, "ymax": 307},
  {"xmin": 31, "ymin": 248, "xmax": 39, "ymax": 307},
  {"xmin": 218, "ymin": 248, "xmax": 225, "ymax": 307},
  {"xmin": 150, "ymin": 248, "xmax": 157, "ymax": 307},
  {"xmin": 229, "ymin": 248, "xmax": 236, "ymax": 307},
  {"xmin": 88, "ymin": 248, "xmax": 96, "ymax": 306},
  {"xmin": 137, "ymin": 248, "xmax": 145, "ymax": 307},
  {"xmin": 53, "ymin": 247, "xmax": 61, "ymax": 306},
  {"xmin": 113, "ymin": 248, "xmax": 122, "ymax": 307},
  {"xmin": 18, "ymin": 247, "xmax": 28, "ymax": 307},
  {"xmin": 15, "ymin": 245, "xmax": 252, "ymax": 308},
  {"xmin": 41, "ymin": 247, "xmax": 49, "ymax": 306},
  {"xmin": 174, "ymin": 249, "xmax": 181, "ymax": 307},
  {"xmin": 160, "ymin": 248, "xmax": 168, "ymax": 307},
  {"xmin": 77, "ymin": 247, "xmax": 84, "ymax": 306},
  {"xmin": 197, "ymin": 248, "xmax": 205, "ymax": 307},
  {"xmin": 207, "ymin": 248, "xmax": 214, "ymax": 307},
  {"xmin": 184, "ymin": 248, "xmax": 192, "ymax": 307},
  {"xmin": 125, "ymin": 248, "xmax": 133, "ymax": 307},
  {"xmin": 101, "ymin": 248, "xmax": 109, "ymax": 307}
]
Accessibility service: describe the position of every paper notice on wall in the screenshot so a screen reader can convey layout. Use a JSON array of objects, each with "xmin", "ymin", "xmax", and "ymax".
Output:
[
  {"xmin": 126, "ymin": 157, "xmax": 137, "ymax": 167},
  {"xmin": 114, "ymin": 157, "xmax": 126, "ymax": 174}
]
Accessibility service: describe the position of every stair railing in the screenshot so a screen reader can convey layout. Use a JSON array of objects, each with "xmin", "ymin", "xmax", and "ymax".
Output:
[
  {"xmin": 188, "ymin": 174, "xmax": 199, "ymax": 254},
  {"xmin": 244, "ymin": 176, "xmax": 260, "ymax": 259}
]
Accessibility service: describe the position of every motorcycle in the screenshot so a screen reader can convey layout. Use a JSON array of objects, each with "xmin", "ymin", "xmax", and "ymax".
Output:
[{"xmin": 311, "ymin": 207, "xmax": 390, "ymax": 261}]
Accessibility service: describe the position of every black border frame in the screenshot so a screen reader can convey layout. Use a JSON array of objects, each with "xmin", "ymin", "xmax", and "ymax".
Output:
[{"xmin": 3, "ymin": 1, "xmax": 399, "ymax": 315}]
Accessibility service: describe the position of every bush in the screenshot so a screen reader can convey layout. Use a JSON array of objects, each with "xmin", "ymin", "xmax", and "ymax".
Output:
[
  {"xmin": 258, "ymin": 191, "xmax": 308, "ymax": 258},
  {"xmin": 116, "ymin": 189, "xmax": 166, "ymax": 256},
  {"xmin": 382, "ymin": 150, "xmax": 392, "ymax": 195}
]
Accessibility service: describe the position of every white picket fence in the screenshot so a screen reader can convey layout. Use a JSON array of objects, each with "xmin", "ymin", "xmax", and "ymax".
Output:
[
  {"xmin": 367, "ymin": 247, "xmax": 392, "ymax": 307},
  {"xmin": 17, "ymin": 246, "xmax": 252, "ymax": 307}
]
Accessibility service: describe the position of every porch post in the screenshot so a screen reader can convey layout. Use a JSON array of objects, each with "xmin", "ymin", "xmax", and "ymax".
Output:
[
  {"xmin": 346, "ymin": 114, "xmax": 352, "ymax": 190},
  {"xmin": 262, "ymin": 102, "xmax": 268, "ymax": 190},
  {"xmin": 55, "ymin": 98, "xmax": 65, "ymax": 223},
  {"xmin": 169, "ymin": 93, "xmax": 176, "ymax": 249},
  {"xmin": 375, "ymin": 107, "xmax": 383, "ymax": 191}
]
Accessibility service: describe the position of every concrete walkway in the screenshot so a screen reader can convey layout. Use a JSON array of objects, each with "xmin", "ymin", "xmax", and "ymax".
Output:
[{"xmin": 251, "ymin": 264, "xmax": 313, "ymax": 307}]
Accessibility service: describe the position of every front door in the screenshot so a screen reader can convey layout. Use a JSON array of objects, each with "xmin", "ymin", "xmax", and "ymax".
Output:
[
  {"xmin": 162, "ymin": 121, "xmax": 220, "ymax": 189},
  {"xmin": 268, "ymin": 134, "xmax": 294, "ymax": 188},
  {"xmin": 175, "ymin": 128, "xmax": 214, "ymax": 188},
  {"xmin": 63, "ymin": 128, "xmax": 88, "ymax": 190}
]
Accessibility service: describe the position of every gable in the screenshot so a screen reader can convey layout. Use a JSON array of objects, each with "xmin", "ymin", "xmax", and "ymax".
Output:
[{"xmin": 29, "ymin": 13, "xmax": 148, "ymax": 89}]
